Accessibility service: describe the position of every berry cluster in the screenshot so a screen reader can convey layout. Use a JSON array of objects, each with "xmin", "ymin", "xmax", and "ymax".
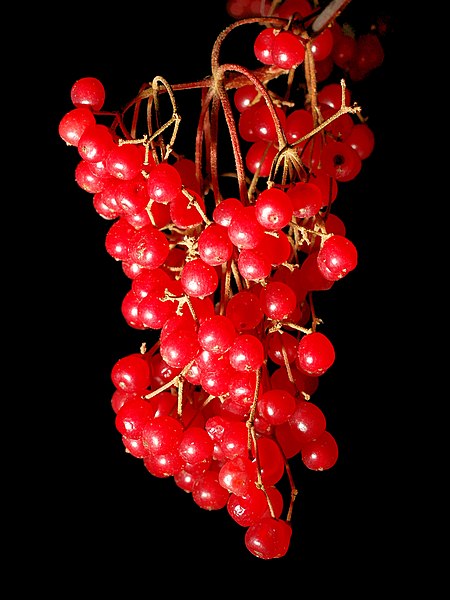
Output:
[
  {"xmin": 227, "ymin": 0, "xmax": 385, "ymax": 82},
  {"xmin": 59, "ymin": 0, "xmax": 380, "ymax": 559}
]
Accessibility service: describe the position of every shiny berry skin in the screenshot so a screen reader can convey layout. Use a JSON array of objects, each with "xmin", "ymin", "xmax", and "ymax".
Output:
[
  {"xmin": 74, "ymin": 159, "xmax": 107, "ymax": 193},
  {"xmin": 316, "ymin": 234, "xmax": 358, "ymax": 281},
  {"xmin": 297, "ymin": 331, "xmax": 335, "ymax": 376},
  {"xmin": 228, "ymin": 206, "xmax": 265, "ymax": 249},
  {"xmin": 345, "ymin": 123, "xmax": 375, "ymax": 159},
  {"xmin": 78, "ymin": 123, "xmax": 114, "ymax": 163},
  {"xmin": 310, "ymin": 28, "xmax": 334, "ymax": 61},
  {"xmin": 106, "ymin": 144, "xmax": 143, "ymax": 180},
  {"xmin": 218, "ymin": 455, "xmax": 255, "ymax": 496},
  {"xmin": 58, "ymin": 107, "xmax": 96, "ymax": 147},
  {"xmin": 286, "ymin": 181, "xmax": 323, "ymax": 219},
  {"xmin": 178, "ymin": 426, "xmax": 214, "ymax": 465},
  {"xmin": 229, "ymin": 333, "xmax": 265, "ymax": 372},
  {"xmin": 197, "ymin": 315, "xmax": 237, "ymax": 354},
  {"xmin": 141, "ymin": 414, "xmax": 184, "ymax": 455},
  {"xmin": 318, "ymin": 82, "xmax": 351, "ymax": 110},
  {"xmin": 128, "ymin": 224, "xmax": 170, "ymax": 269},
  {"xmin": 245, "ymin": 141, "xmax": 278, "ymax": 177},
  {"xmin": 244, "ymin": 517, "xmax": 292, "ymax": 559},
  {"xmin": 288, "ymin": 399, "xmax": 327, "ymax": 446},
  {"xmin": 253, "ymin": 27, "xmax": 277, "ymax": 65},
  {"xmin": 254, "ymin": 188, "xmax": 293, "ymax": 230},
  {"xmin": 170, "ymin": 188, "xmax": 206, "ymax": 228},
  {"xmin": 180, "ymin": 258, "xmax": 219, "ymax": 298},
  {"xmin": 197, "ymin": 223, "xmax": 234, "ymax": 266},
  {"xmin": 147, "ymin": 162, "xmax": 182, "ymax": 204},
  {"xmin": 227, "ymin": 487, "xmax": 268, "ymax": 527},
  {"xmin": 234, "ymin": 84, "xmax": 258, "ymax": 112},
  {"xmin": 257, "ymin": 388, "xmax": 296, "ymax": 425},
  {"xmin": 301, "ymin": 430, "xmax": 339, "ymax": 470},
  {"xmin": 259, "ymin": 280, "xmax": 297, "ymax": 321},
  {"xmin": 213, "ymin": 197, "xmax": 243, "ymax": 227},
  {"xmin": 321, "ymin": 140, "xmax": 362, "ymax": 182},
  {"xmin": 70, "ymin": 76, "xmax": 106, "ymax": 112},
  {"xmin": 271, "ymin": 31, "xmax": 305, "ymax": 70},
  {"xmin": 160, "ymin": 327, "xmax": 200, "ymax": 369},
  {"xmin": 115, "ymin": 398, "xmax": 154, "ymax": 439},
  {"xmin": 225, "ymin": 290, "xmax": 264, "ymax": 331},
  {"xmin": 111, "ymin": 353, "xmax": 151, "ymax": 392},
  {"xmin": 192, "ymin": 470, "xmax": 230, "ymax": 510}
]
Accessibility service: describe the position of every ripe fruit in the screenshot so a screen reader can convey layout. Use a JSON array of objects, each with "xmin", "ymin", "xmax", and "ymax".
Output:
[{"xmin": 59, "ymin": 0, "xmax": 386, "ymax": 560}]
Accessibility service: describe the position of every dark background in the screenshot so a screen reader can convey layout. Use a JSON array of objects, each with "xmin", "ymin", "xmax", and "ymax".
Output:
[{"xmin": 27, "ymin": 0, "xmax": 408, "ymax": 582}]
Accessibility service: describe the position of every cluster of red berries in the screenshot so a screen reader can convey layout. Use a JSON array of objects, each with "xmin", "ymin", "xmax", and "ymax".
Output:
[
  {"xmin": 58, "ymin": 0, "xmax": 379, "ymax": 559},
  {"xmin": 227, "ymin": 0, "xmax": 385, "ymax": 81}
]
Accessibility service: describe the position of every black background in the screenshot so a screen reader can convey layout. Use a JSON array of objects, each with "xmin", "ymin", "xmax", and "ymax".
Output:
[{"xmin": 27, "ymin": 0, "xmax": 409, "ymax": 583}]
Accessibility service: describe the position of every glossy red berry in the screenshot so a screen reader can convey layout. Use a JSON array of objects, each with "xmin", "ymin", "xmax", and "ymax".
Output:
[
  {"xmin": 301, "ymin": 430, "xmax": 339, "ymax": 470},
  {"xmin": 70, "ymin": 76, "xmax": 106, "ymax": 112},
  {"xmin": 147, "ymin": 162, "xmax": 183, "ymax": 204},
  {"xmin": 58, "ymin": 107, "xmax": 96, "ymax": 147},
  {"xmin": 316, "ymin": 234, "xmax": 358, "ymax": 281},
  {"xmin": 111, "ymin": 353, "xmax": 151, "ymax": 392},
  {"xmin": 297, "ymin": 331, "xmax": 335, "ymax": 376},
  {"xmin": 245, "ymin": 517, "xmax": 292, "ymax": 559},
  {"xmin": 180, "ymin": 258, "xmax": 219, "ymax": 298},
  {"xmin": 272, "ymin": 31, "xmax": 305, "ymax": 70},
  {"xmin": 254, "ymin": 188, "xmax": 293, "ymax": 230}
]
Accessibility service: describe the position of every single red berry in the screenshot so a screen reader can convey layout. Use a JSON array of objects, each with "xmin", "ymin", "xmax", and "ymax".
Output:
[
  {"xmin": 254, "ymin": 187, "xmax": 293, "ymax": 230},
  {"xmin": 301, "ymin": 430, "xmax": 339, "ymax": 470},
  {"xmin": 245, "ymin": 517, "xmax": 292, "ymax": 559},
  {"xmin": 245, "ymin": 140, "xmax": 278, "ymax": 177},
  {"xmin": 180, "ymin": 258, "xmax": 219, "ymax": 298},
  {"xmin": 259, "ymin": 280, "xmax": 297, "ymax": 321},
  {"xmin": 287, "ymin": 398, "xmax": 327, "ymax": 445},
  {"xmin": 310, "ymin": 28, "xmax": 334, "ymax": 61},
  {"xmin": 229, "ymin": 333, "xmax": 265, "ymax": 372},
  {"xmin": 253, "ymin": 27, "xmax": 277, "ymax": 65},
  {"xmin": 197, "ymin": 314, "xmax": 237, "ymax": 354},
  {"xmin": 70, "ymin": 76, "xmax": 106, "ymax": 112},
  {"xmin": 115, "ymin": 397, "xmax": 154, "ymax": 439},
  {"xmin": 192, "ymin": 470, "xmax": 230, "ymax": 510},
  {"xmin": 78, "ymin": 123, "xmax": 115, "ymax": 163},
  {"xmin": 234, "ymin": 84, "xmax": 258, "ymax": 112},
  {"xmin": 271, "ymin": 31, "xmax": 305, "ymax": 70},
  {"xmin": 58, "ymin": 107, "xmax": 96, "ymax": 147},
  {"xmin": 141, "ymin": 414, "xmax": 184, "ymax": 455},
  {"xmin": 106, "ymin": 144, "xmax": 143, "ymax": 180},
  {"xmin": 111, "ymin": 353, "xmax": 151, "ymax": 392},
  {"xmin": 127, "ymin": 224, "xmax": 170, "ymax": 269},
  {"xmin": 257, "ymin": 388, "xmax": 296, "ymax": 425},
  {"xmin": 321, "ymin": 140, "xmax": 362, "ymax": 182},
  {"xmin": 297, "ymin": 331, "xmax": 335, "ymax": 376},
  {"xmin": 286, "ymin": 181, "xmax": 323, "ymax": 219},
  {"xmin": 316, "ymin": 234, "xmax": 358, "ymax": 281},
  {"xmin": 147, "ymin": 161, "xmax": 183, "ymax": 204}
]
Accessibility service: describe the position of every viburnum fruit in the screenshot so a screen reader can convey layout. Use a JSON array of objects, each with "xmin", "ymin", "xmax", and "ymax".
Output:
[{"xmin": 59, "ymin": 0, "xmax": 387, "ymax": 559}]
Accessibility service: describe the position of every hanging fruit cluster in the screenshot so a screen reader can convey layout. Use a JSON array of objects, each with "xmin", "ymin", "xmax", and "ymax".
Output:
[{"xmin": 58, "ymin": 0, "xmax": 385, "ymax": 559}]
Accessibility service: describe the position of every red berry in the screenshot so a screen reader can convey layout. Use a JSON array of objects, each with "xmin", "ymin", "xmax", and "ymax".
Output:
[
  {"xmin": 70, "ymin": 76, "xmax": 105, "ymax": 112},
  {"xmin": 316, "ymin": 234, "xmax": 358, "ymax": 281},
  {"xmin": 272, "ymin": 31, "xmax": 305, "ymax": 70},
  {"xmin": 301, "ymin": 430, "xmax": 339, "ymax": 470},
  {"xmin": 245, "ymin": 517, "xmax": 292, "ymax": 559},
  {"xmin": 254, "ymin": 187, "xmax": 293, "ymax": 230},
  {"xmin": 297, "ymin": 331, "xmax": 335, "ymax": 376},
  {"xmin": 111, "ymin": 353, "xmax": 151, "ymax": 392},
  {"xmin": 147, "ymin": 162, "xmax": 183, "ymax": 204},
  {"xmin": 58, "ymin": 107, "xmax": 96, "ymax": 147},
  {"xmin": 180, "ymin": 258, "xmax": 219, "ymax": 298}
]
